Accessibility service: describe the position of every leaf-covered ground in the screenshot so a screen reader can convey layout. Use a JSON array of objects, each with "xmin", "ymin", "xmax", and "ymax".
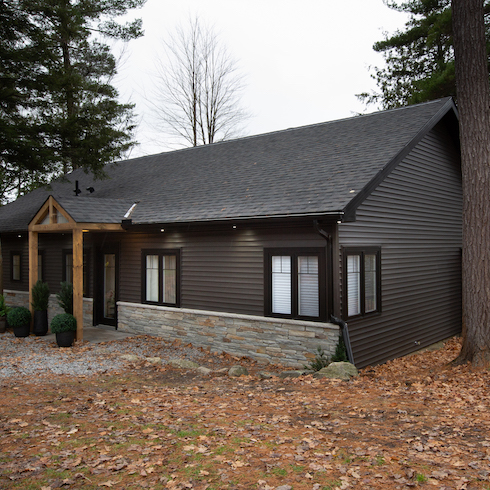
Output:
[{"xmin": 0, "ymin": 336, "xmax": 489, "ymax": 490}]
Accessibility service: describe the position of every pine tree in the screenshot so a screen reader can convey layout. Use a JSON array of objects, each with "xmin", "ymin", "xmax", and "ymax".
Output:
[
  {"xmin": 452, "ymin": 0, "xmax": 490, "ymax": 366},
  {"xmin": 0, "ymin": 0, "xmax": 146, "ymax": 203},
  {"xmin": 358, "ymin": 0, "xmax": 490, "ymax": 109}
]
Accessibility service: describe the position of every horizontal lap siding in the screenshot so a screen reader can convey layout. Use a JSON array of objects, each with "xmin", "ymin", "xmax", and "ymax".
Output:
[
  {"xmin": 339, "ymin": 124, "xmax": 462, "ymax": 368},
  {"xmin": 119, "ymin": 226, "xmax": 326, "ymax": 317}
]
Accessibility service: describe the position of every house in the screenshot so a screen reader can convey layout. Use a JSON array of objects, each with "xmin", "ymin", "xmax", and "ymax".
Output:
[{"xmin": 0, "ymin": 97, "xmax": 462, "ymax": 368}]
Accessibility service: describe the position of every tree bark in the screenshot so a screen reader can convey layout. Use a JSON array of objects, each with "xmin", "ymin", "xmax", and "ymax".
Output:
[{"xmin": 452, "ymin": 0, "xmax": 490, "ymax": 366}]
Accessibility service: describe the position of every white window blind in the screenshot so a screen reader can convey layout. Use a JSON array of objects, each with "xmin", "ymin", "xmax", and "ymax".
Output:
[
  {"xmin": 146, "ymin": 255, "xmax": 159, "ymax": 302},
  {"xmin": 298, "ymin": 256, "xmax": 319, "ymax": 317},
  {"xmin": 364, "ymin": 254, "xmax": 377, "ymax": 313},
  {"xmin": 347, "ymin": 254, "xmax": 361, "ymax": 316},
  {"xmin": 162, "ymin": 255, "xmax": 177, "ymax": 304},
  {"xmin": 272, "ymin": 256, "xmax": 291, "ymax": 314}
]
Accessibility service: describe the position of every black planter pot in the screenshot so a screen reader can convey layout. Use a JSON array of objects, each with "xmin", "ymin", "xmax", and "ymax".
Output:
[
  {"xmin": 55, "ymin": 331, "xmax": 75, "ymax": 347},
  {"xmin": 33, "ymin": 310, "xmax": 49, "ymax": 336},
  {"xmin": 13, "ymin": 324, "xmax": 30, "ymax": 337}
]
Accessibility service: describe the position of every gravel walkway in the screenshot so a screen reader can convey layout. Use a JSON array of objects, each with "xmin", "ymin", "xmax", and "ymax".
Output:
[{"xmin": 0, "ymin": 331, "xmax": 207, "ymax": 379}]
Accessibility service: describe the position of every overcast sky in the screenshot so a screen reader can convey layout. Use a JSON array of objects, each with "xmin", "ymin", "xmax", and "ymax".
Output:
[{"xmin": 115, "ymin": 0, "xmax": 410, "ymax": 157}]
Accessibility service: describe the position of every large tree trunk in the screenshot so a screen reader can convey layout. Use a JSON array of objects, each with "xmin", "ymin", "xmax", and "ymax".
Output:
[{"xmin": 452, "ymin": 0, "xmax": 490, "ymax": 366}]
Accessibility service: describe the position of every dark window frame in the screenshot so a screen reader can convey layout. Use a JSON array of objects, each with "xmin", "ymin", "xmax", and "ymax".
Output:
[
  {"xmin": 141, "ymin": 249, "xmax": 181, "ymax": 307},
  {"xmin": 62, "ymin": 249, "xmax": 90, "ymax": 297},
  {"xmin": 10, "ymin": 251, "xmax": 21, "ymax": 282},
  {"xmin": 264, "ymin": 247, "xmax": 326, "ymax": 321},
  {"xmin": 343, "ymin": 246, "xmax": 381, "ymax": 319}
]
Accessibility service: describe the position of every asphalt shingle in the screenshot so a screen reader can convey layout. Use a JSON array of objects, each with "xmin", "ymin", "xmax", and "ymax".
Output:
[{"xmin": 0, "ymin": 98, "xmax": 455, "ymax": 232}]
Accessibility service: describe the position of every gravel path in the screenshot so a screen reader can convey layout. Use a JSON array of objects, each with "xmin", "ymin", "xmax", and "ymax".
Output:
[{"xmin": 0, "ymin": 331, "xmax": 207, "ymax": 379}]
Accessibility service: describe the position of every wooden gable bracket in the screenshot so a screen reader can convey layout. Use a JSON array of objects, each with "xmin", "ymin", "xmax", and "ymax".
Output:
[{"xmin": 28, "ymin": 196, "xmax": 124, "ymax": 342}]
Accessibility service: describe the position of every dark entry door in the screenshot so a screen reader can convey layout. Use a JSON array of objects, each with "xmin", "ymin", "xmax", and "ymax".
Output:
[{"xmin": 95, "ymin": 249, "xmax": 119, "ymax": 328}]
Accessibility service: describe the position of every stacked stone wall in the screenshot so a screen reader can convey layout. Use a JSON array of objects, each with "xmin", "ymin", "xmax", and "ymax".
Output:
[
  {"xmin": 4, "ymin": 290, "xmax": 93, "ymax": 328},
  {"xmin": 118, "ymin": 301, "xmax": 339, "ymax": 367}
]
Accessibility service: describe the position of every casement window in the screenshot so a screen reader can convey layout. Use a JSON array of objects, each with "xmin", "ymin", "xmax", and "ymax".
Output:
[
  {"xmin": 142, "ymin": 249, "xmax": 180, "ymax": 306},
  {"xmin": 265, "ymin": 248, "xmax": 326, "ymax": 320},
  {"xmin": 11, "ymin": 252, "xmax": 21, "ymax": 281},
  {"xmin": 344, "ymin": 247, "xmax": 381, "ymax": 317},
  {"xmin": 62, "ymin": 250, "xmax": 89, "ymax": 296}
]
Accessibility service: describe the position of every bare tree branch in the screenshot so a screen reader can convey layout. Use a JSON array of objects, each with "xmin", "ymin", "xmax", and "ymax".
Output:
[{"xmin": 150, "ymin": 17, "xmax": 249, "ymax": 148}]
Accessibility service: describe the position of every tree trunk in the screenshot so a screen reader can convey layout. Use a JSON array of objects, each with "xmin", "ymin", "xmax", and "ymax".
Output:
[{"xmin": 452, "ymin": 0, "xmax": 490, "ymax": 366}]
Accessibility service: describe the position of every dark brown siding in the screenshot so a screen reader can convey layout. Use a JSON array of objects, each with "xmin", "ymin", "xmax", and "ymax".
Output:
[
  {"xmin": 2, "ymin": 233, "xmax": 93, "ymax": 295},
  {"xmin": 2, "ymin": 234, "xmax": 29, "ymax": 291},
  {"xmin": 338, "ymin": 123, "xmax": 462, "ymax": 368},
  {"xmin": 119, "ymin": 224, "xmax": 328, "ymax": 316}
]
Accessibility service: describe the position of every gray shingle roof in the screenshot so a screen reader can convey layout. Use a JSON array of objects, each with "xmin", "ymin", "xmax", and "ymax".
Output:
[{"xmin": 0, "ymin": 98, "xmax": 457, "ymax": 233}]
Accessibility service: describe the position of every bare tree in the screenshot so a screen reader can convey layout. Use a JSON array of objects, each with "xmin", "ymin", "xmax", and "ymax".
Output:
[
  {"xmin": 152, "ymin": 17, "xmax": 249, "ymax": 147},
  {"xmin": 452, "ymin": 0, "xmax": 490, "ymax": 366}
]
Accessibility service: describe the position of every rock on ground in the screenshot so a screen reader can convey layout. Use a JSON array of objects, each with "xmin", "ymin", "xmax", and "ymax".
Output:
[{"xmin": 314, "ymin": 361, "xmax": 358, "ymax": 380}]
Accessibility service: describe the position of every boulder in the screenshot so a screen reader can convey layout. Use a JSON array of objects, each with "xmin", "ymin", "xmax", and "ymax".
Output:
[
  {"xmin": 197, "ymin": 366, "xmax": 212, "ymax": 375},
  {"xmin": 120, "ymin": 354, "xmax": 140, "ymax": 362},
  {"xmin": 314, "ymin": 361, "xmax": 358, "ymax": 380},
  {"xmin": 145, "ymin": 357, "xmax": 162, "ymax": 364},
  {"xmin": 168, "ymin": 359, "xmax": 200, "ymax": 370},
  {"xmin": 228, "ymin": 365, "xmax": 249, "ymax": 377}
]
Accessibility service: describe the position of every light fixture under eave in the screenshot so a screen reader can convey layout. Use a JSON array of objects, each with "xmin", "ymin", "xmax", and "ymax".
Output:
[
  {"xmin": 160, "ymin": 228, "xmax": 165, "ymax": 232},
  {"xmin": 232, "ymin": 225, "xmax": 237, "ymax": 229},
  {"xmin": 82, "ymin": 229, "xmax": 89, "ymax": 233}
]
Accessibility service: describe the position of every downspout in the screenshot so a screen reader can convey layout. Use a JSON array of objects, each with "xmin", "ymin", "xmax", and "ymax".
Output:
[
  {"xmin": 313, "ymin": 220, "xmax": 333, "ymax": 320},
  {"xmin": 314, "ymin": 220, "xmax": 355, "ymax": 366},
  {"xmin": 330, "ymin": 315, "xmax": 355, "ymax": 365}
]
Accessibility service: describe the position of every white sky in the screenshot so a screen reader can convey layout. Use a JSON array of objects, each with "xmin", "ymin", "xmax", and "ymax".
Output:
[{"xmin": 115, "ymin": 0, "xmax": 410, "ymax": 157}]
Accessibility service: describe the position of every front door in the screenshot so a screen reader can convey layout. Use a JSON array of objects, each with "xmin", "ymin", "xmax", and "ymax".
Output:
[{"xmin": 96, "ymin": 249, "xmax": 119, "ymax": 328}]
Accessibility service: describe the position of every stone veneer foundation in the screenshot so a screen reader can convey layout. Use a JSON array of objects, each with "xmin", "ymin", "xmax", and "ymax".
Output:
[
  {"xmin": 118, "ymin": 301, "xmax": 340, "ymax": 367},
  {"xmin": 4, "ymin": 290, "xmax": 93, "ymax": 328}
]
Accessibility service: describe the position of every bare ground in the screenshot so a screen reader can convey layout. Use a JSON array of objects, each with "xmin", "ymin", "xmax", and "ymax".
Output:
[{"xmin": 0, "ymin": 336, "xmax": 489, "ymax": 490}]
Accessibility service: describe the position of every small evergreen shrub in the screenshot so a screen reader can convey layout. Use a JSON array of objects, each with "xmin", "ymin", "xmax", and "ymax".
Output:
[
  {"xmin": 7, "ymin": 306, "xmax": 31, "ymax": 327},
  {"xmin": 57, "ymin": 282, "xmax": 73, "ymax": 314},
  {"xmin": 50, "ymin": 313, "xmax": 77, "ymax": 333},
  {"xmin": 303, "ymin": 346, "xmax": 330, "ymax": 372},
  {"xmin": 0, "ymin": 295, "xmax": 11, "ymax": 317},
  {"xmin": 331, "ymin": 334, "xmax": 348, "ymax": 362},
  {"xmin": 31, "ymin": 280, "xmax": 50, "ymax": 311}
]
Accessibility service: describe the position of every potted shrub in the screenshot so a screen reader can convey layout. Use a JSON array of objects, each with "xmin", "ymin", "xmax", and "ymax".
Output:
[
  {"xmin": 51, "ymin": 313, "xmax": 77, "ymax": 347},
  {"xmin": 56, "ymin": 282, "xmax": 73, "ymax": 314},
  {"xmin": 7, "ymin": 306, "xmax": 32, "ymax": 337},
  {"xmin": 0, "ymin": 295, "xmax": 11, "ymax": 334},
  {"xmin": 31, "ymin": 280, "xmax": 50, "ymax": 336}
]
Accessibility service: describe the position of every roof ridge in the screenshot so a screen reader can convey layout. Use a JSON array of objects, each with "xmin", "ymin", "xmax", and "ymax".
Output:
[{"xmin": 119, "ymin": 97, "xmax": 452, "ymax": 163}]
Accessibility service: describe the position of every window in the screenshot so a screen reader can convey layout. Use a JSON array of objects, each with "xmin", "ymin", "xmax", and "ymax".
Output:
[
  {"xmin": 142, "ymin": 250, "xmax": 180, "ymax": 306},
  {"xmin": 63, "ymin": 250, "xmax": 89, "ymax": 296},
  {"xmin": 11, "ymin": 252, "xmax": 21, "ymax": 281},
  {"xmin": 265, "ymin": 248, "xmax": 326, "ymax": 320},
  {"xmin": 344, "ymin": 247, "xmax": 381, "ymax": 317}
]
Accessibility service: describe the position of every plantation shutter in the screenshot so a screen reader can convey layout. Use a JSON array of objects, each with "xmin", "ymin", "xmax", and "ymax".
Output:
[
  {"xmin": 347, "ymin": 254, "xmax": 361, "ymax": 316},
  {"xmin": 298, "ymin": 256, "xmax": 319, "ymax": 317},
  {"xmin": 272, "ymin": 255, "xmax": 291, "ymax": 314},
  {"xmin": 364, "ymin": 254, "xmax": 377, "ymax": 313},
  {"xmin": 162, "ymin": 254, "xmax": 177, "ymax": 304},
  {"xmin": 146, "ymin": 254, "xmax": 159, "ymax": 302}
]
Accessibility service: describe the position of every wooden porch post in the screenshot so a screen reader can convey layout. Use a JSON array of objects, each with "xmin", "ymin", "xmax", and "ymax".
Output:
[
  {"xmin": 73, "ymin": 228, "xmax": 83, "ymax": 340},
  {"xmin": 28, "ymin": 231, "xmax": 39, "ymax": 319}
]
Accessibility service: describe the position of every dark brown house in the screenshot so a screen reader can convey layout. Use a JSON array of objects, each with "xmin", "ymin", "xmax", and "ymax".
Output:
[{"xmin": 0, "ymin": 97, "xmax": 462, "ymax": 367}]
